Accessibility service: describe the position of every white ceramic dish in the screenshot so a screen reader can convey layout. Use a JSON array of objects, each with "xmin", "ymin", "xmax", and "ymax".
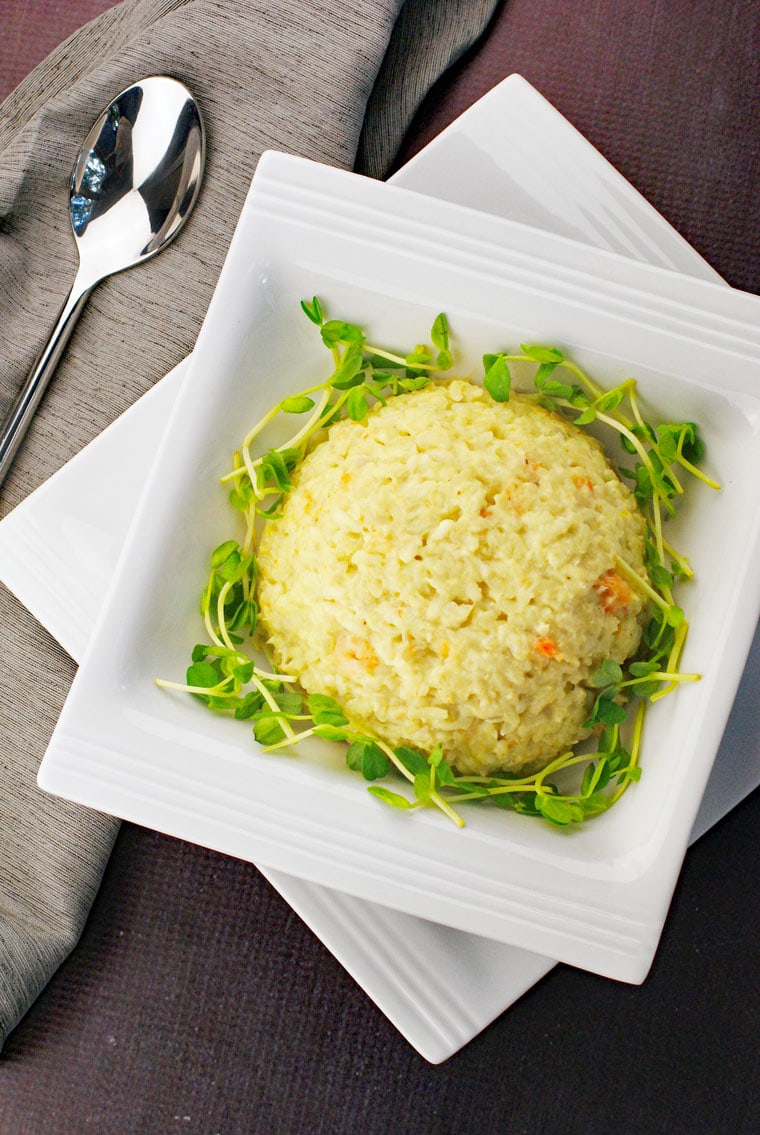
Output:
[
  {"xmin": 2, "ymin": 77, "xmax": 757, "ymax": 1060},
  {"xmin": 34, "ymin": 135, "xmax": 760, "ymax": 985}
]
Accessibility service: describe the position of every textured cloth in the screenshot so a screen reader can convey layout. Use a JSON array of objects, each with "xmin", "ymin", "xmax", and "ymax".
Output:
[{"xmin": 0, "ymin": 0, "xmax": 499, "ymax": 1048}]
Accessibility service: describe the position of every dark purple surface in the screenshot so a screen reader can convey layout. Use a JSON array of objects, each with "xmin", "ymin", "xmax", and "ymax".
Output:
[
  {"xmin": 1, "ymin": 2, "xmax": 759, "ymax": 1132},
  {"xmin": 0, "ymin": 0, "xmax": 117, "ymax": 105}
]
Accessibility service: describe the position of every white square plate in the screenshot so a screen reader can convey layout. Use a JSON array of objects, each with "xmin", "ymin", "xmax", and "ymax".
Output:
[
  {"xmin": 36, "ymin": 140, "xmax": 760, "ymax": 985},
  {"xmin": 8, "ymin": 77, "xmax": 759, "ymax": 1060}
]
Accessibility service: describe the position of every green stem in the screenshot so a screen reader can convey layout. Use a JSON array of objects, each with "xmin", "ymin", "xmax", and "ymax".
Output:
[
  {"xmin": 676, "ymin": 452, "xmax": 721, "ymax": 490},
  {"xmin": 559, "ymin": 359, "xmax": 606, "ymax": 402},
  {"xmin": 429, "ymin": 787, "xmax": 465, "ymax": 827},
  {"xmin": 609, "ymin": 700, "xmax": 645, "ymax": 802},
  {"xmin": 154, "ymin": 676, "xmax": 236, "ymax": 697},
  {"xmin": 364, "ymin": 344, "xmax": 437, "ymax": 371},
  {"xmin": 662, "ymin": 537, "xmax": 693, "ymax": 579},
  {"xmin": 620, "ymin": 671, "xmax": 700, "ymax": 690},
  {"xmin": 614, "ymin": 555, "xmax": 670, "ymax": 612}
]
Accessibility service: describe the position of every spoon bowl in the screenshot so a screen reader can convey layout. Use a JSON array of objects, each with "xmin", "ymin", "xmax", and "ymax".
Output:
[
  {"xmin": 70, "ymin": 77, "xmax": 204, "ymax": 281},
  {"xmin": 0, "ymin": 76, "xmax": 205, "ymax": 486}
]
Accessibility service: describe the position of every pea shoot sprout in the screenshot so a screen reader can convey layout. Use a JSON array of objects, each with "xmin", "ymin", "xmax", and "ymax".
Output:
[{"xmin": 156, "ymin": 300, "xmax": 719, "ymax": 828}]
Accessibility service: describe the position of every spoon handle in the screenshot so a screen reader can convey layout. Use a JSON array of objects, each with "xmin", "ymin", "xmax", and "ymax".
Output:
[{"xmin": 0, "ymin": 278, "xmax": 94, "ymax": 489}]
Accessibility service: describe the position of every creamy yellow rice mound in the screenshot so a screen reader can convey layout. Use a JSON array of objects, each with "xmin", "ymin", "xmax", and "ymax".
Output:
[{"xmin": 256, "ymin": 379, "xmax": 649, "ymax": 776}]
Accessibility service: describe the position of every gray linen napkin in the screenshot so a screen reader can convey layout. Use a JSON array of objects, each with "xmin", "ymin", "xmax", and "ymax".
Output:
[{"xmin": 0, "ymin": 0, "xmax": 498, "ymax": 1048}]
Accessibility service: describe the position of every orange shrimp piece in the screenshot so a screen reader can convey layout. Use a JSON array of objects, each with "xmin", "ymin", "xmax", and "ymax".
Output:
[
  {"xmin": 341, "ymin": 636, "xmax": 380, "ymax": 673},
  {"xmin": 594, "ymin": 569, "xmax": 634, "ymax": 613},
  {"xmin": 572, "ymin": 474, "xmax": 594, "ymax": 492},
  {"xmin": 534, "ymin": 636, "xmax": 562, "ymax": 660}
]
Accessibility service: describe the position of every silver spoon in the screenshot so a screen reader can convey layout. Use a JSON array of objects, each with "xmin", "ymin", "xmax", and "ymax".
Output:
[{"xmin": 0, "ymin": 76, "xmax": 205, "ymax": 487}]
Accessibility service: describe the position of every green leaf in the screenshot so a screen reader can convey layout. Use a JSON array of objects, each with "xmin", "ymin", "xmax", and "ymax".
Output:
[
  {"xmin": 634, "ymin": 679, "xmax": 662, "ymax": 698},
  {"xmin": 186, "ymin": 662, "xmax": 220, "ymax": 688},
  {"xmin": 330, "ymin": 342, "xmax": 365, "ymax": 389},
  {"xmin": 488, "ymin": 792, "xmax": 518, "ymax": 811},
  {"xmin": 510, "ymin": 791, "xmax": 541, "ymax": 816},
  {"xmin": 650, "ymin": 563, "xmax": 674, "ymax": 590},
  {"xmin": 307, "ymin": 694, "xmax": 348, "ymax": 727},
  {"xmin": 680, "ymin": 424, "xmax": 703, "ymax": 464},
  {"xmin": 521, "ymin": 344, "xmax": 564, "ymax": 364},
  {"xmin": 312, "ymin": 709, "xmax": 349, "ymax": 729},
  {"xmin": 235, "ymin": 691, "xmax": 265, "ymax": 719},
  {"xmin": 634, "ymin": 421, "xmax": 658, "ymax": 445},
  {"xmin": 300, "ymin": 296, "xmax": 324, "ymax": 325},
  {"xmin": 658, "ymin": 422, "xmax": 703, "ymax": 465},
  {"xmin": 430, "ymin": 312, "xmax": 449, "ymax": 351},
  {"xmin": 281, "ymin": 395, "xmax": 315, "ymax": 414},
  {"xmin": 591, "ymin": 758, "xmax": 612, "ymax": 792},
  {"xmin": 665, "ymin": 605, "xmax": 685, "ymax": 627},
  {"xmin": 573, "ymin": 407, "xmax": 597, "ymax": 426},
  {"xmin": 232, "ymin": 660, "xmax": 254, "ymax": 683},
  {"xmin": 312, "ymin": 723, "xmax": 349, "ymax": 741},
  {"xmin": 321, "ymin": 320, "xmax": 365, "ymax": 348},
  {"xmin": 588, "ymin": 689, "xmax": 628, "ymax": 727},
  {"xmin": 229, "ymin": 484, "xmax": 252, "ymax": 509},
  {"xmin": 426, "ymin": 743, "xmax": 456, "ymax": 786},
  {"xmin": 406, "ymin": 345, "xmax": 431, "ymax": 367},
  {"xmin": 256, "ymin": 497, "xmax": 284, "ymax": 520},
  {"xmin": 596, "ymin": 388, "xmax": 625, "ymax": 413},
  {"xmin": 394, "ymin": 746, "xmax": 430, "ymax": 776},
  {"xmin": 279, "ymin": 448, "xmax": 302, "ymax": 471},
  {"xmin": 217, "ymin": 550, "xmax": 245, "ymax": 582},
  {"xmin": 430, "ymin": 313, "xmax": 453, "ymax": 369},
  {"xmin": 229, "ymin": 488, "xmax": 250, "ymax": 512},
  {"xmin": 537, "ymin": 377, "xmax": 574, "ymax": 400},
  {"xmin": 211, "ymin": 540, "xmax": 239, "ymax": 569},
  {"xmin": 566, "ymin": 386, "xmax": 591, "ymax": 408},
  {"xmin": 346, "ymin": 740, "xmax": 390, "ymax": 781},
  {"xmin": 228, "ymin": 596, "xmax": 258, "ymax": 636},
  {"xmin": 581, "ymin": 762, "xmax": 596, "ymax": 796},
  {"xmin": 657, "ymin": 429, "xmax": 678, "ymax": 464},
  {"xmin": 578, "ymin": 792, "xmax": 613, "ymax": 818},
  {"xmin": 591, "ymin": 659, "xmax": 623, "ymax": 689},
  {"xmin": 412, "ymin": 773, "xmax": 432, "ymax": 804},
  {"xmin": 259, "ymin": 450, "xmax": 292, "ymax": 492},
  {"xmin": 435, "ymin": 758, "xmax": 457, "ymax": 787},
  {"xmin": 346, "ymin": 386, "xmax": 369, "ymax": 422},
  {"xmin": 191, "ymin": 643, "xmax": 209, "ymax": 663},
  {"xmin": 205, "ymin": 695, "xmax": 237, "ymax": 712},
  {"xmin": 634, "ymin": 464, "xmax": 654, "ymax": 504},
  {"xmin": 399, "ymin": 374, "xmax": 430, "ymax": 392},
  {"xmin": 308, "ymin": 692, "xmax": 349, "ymax": 728},
  {"xmin": 272, "ymin": 690, "xmax": 303, "ymax": 716},
  {"xmin": 533, "ymin": 361, "xmax": 559, "ymax": 386},
  {"xmin": 453, "ymin": 781, "xmax": 490, "ymax": 797},
  {"xmin": 629, "ymin": 660, "xmax": 659, "ymax": 678},
  {"xmin": 345, "ymin": 741, "xmax": 364, "ymax": 772},
  {"xmin": 368, "ymin": 786, "xmax": 416, "ymax": 809},
  {"xmin": 427, "ymin": 743, "xmax": 443, "ymax": 767},
  {"xmin": 253, "ymin": 715, "xmax": 286, "ymax": 746},
  {"xmin": 537, "ymin": 795, "xmax": 579, "ymax": 825},
  {"xmin": 483, "ymin": 354, "xmax": 511, "ymax": 402}
]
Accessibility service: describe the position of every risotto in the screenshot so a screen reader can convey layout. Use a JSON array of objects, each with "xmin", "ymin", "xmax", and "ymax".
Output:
[{"xmin": 256, "ymin": 379, "xmax": 649, "ymax": 776}]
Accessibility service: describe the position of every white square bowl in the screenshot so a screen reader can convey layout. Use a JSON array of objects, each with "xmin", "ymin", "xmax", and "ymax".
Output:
[{"xmin": 39, "ymin": 150, "xmax": 760, "ymax": 983}]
